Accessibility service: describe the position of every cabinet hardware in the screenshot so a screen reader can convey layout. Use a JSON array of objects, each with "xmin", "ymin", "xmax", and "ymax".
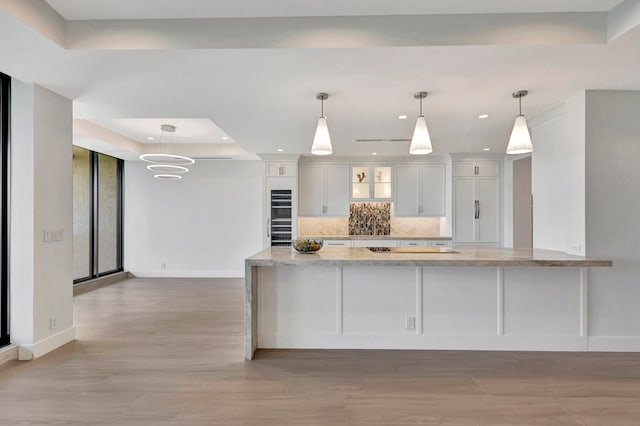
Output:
[
  {"xmin": 474, "ymin": 165, "xmax": 479, "ymax": 175},
  {"xmin": 474, "ymin": 200, "xmax": 480, "ymax": 219},
  {"xmin": 279, "ymin": 166, "xmax": 284, "ymax": 176},
  {"xmin": 267, "ymin": 219, "xmax": 270, "ymax": 237}
]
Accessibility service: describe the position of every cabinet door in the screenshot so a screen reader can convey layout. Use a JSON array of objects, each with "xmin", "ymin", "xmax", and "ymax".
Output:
[
  {"xmin": 454, "ymin": 178, "xmax": 475, "ymax": 242},
  {"xmin": 373, "ymin": 166, "xmax": 393, "ymax": 199},
  {"xmin": 394, "ymin": 165, "xmax": 420, "ymax": 216},
  {"xmin": 324, "ymin": 240, "xmax": 351, "ymax": 247},
  {"xmin": 454, "ymin": 161, "xmax": 476, "ymax": 177},
  {"xmin": 266, "ymin": 161, "xmax": 296, "ymax": 177},
  {"xmin": 476, "ymin": 177, "xmax": 500, "ymax": 243},
  {"xmin": 397, "ymin": 240, "xmax": 427, "ymax": 247},
  {"xmin": 476, "ymin": 161, "xmax": 499, "ymax": 177},
  {"xmin": 298, "ymin": 165, "xmax": 325, "ymax": 216},
  {"xmin": 351, "ymin": 166, "xmax": 370, "ymax": 200},
  {"xmin": 325, "ymin": 165, "xmax": 350, "ymax": 216},
  {"xmin": 420, "ymin": 164, "xmax": 446, "ymax": 216}
]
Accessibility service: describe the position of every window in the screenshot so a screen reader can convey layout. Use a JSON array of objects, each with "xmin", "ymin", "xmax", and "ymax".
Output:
[
  {"xmin": 0, "ymin": 72, "xmax": 9, "ymax": 346},
  {"xmin": 72, "ymin": 147, "xmax": 123, "ymax": 283}
]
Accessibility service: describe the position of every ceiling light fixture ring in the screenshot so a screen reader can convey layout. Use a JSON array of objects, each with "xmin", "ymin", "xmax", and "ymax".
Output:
[
  {"xmin": 146, "ymin": 164, "xmax": 190, "ymax": 173},
  {"xmin": 140, "ymin": 153, "xmax": 195, "ymax": 166},
  {"xmin": 154, "ymin": 174, "xmax": 183, "ymax": 180}
]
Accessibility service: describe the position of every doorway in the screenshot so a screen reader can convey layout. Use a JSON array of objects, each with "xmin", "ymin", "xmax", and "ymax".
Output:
[{"xmin": 513, "ymin": 156, "xmax": 532, "ymax": 248}]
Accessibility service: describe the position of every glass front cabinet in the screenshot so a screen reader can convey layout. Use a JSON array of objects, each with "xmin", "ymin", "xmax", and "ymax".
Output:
[{"xmin": 351, "ymin": 165, "xmax": 392, "ymax": 201}]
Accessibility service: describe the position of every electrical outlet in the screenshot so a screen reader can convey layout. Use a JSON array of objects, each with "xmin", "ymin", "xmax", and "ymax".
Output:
[
  {"xmin": 49, "ymin": 317, "xmax": 57, "ymax": 331},
  {"xmin": 405, "ymin": 316, "xmax": 416, "ymax": 331},
  {"xmin": 570, "ymin": 245, "xmax": 582, "ymax": 255}
]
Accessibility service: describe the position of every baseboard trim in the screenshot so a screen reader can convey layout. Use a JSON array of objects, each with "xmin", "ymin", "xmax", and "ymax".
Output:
[
  {"xmin": 18, "ymin": 326, "xmax": 76, "ymax": 360},
  {"xmin": 74, "ymin": 271, "xmax": 132, "ymax": 296},
  {"xmin": 258, "ymin": 334, "xmax": 589, "ymax": 352},
  {"xmin": 130, "ymin": 270, "xmax": 244, "ymax": 278},
  {"xmin": 0, "ymin": 344, "xmax": 18, "ymax": 366},
  {"xmin": 588, "ymin": 336, "xmax": 640, "ymax": 352}
]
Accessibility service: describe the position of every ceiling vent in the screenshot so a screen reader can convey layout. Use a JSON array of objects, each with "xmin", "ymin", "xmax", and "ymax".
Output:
[
  {"xmin": 354, "ymin": 138, "xmax": 411, "ymax": 143},
  {"xmin": 192, "ymin": 156, "xmax": 233, "ymax": 160}
]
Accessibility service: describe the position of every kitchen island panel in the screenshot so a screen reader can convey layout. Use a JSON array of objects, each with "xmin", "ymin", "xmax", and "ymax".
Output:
[
  {"xmin": 422, "ymin": 267, "xmax": 497, "ymax": 336},
  {"xmin": 504, "ymin": 267, "xmax": 581, "ymax": 336},
  {"xmin": 258, "ymin": 266, "xmax": 337, "ymax": 348},
  {"xmin": 342, "ymin": 266, "xmax": 416, "ymax": 334}
]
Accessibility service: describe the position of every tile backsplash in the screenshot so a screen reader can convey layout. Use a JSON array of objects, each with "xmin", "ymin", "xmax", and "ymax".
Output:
[
  {"xmin": 349, "ymin": 203, "xmax": 391, "ymax": 236},
  {"xmin": 298, "ymin": 204, "xmax": 447, "ymax": 237}
]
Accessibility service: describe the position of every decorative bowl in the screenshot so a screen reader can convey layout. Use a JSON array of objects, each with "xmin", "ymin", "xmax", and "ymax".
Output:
[{"xmin": 292, "ymin": 238, "xmax": 323, "ymax": 253}]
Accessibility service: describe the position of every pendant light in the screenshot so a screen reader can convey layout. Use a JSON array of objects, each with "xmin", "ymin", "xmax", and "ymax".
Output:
[
  {"xmin": 311, "ymin": 93, "xmax": 333, "ymax": 155},
  {"xmin": 409, "ymin": 91, "xmax": 433, "ymax": 155},
  {"xmin": 139, "ymin": 124, "xmax": 195, "ymax": 180},
  {"xmin": 506, "ymin": 90, "xmax": 533, "ymax": 154}
]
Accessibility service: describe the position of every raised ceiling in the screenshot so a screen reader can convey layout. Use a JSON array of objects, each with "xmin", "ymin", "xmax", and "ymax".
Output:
[
  {"xmin": 45, "ymin": 0, "xmax": 624, "ymax": 19},
  {"xmin": 1, "ymin": 1, "xmax": 639, "ymax": 158}
]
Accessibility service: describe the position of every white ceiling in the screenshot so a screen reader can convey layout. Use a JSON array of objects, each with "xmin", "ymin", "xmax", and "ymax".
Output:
[
  {"xmin": 1, "ymin": 1, "xmax": 639, "ymax": 158},
  {"xmin": 45, "ymin": 0, "xmax": 624, "ymax": 19},
  {"xmin": 91, "ymin": 118, "xmax": 235, "ymax": 144}
]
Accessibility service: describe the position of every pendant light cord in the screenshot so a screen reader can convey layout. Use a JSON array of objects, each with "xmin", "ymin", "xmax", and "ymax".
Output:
[
  {"xmin": 419, "ymin": 97, "xmax": 423, "ymax": 117},
  {"xmin": 321, "ymin": 97, "xmax": 324, "ymax": 118}
]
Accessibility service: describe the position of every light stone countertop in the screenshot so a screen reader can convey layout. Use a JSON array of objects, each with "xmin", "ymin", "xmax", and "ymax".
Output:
[
  {"xmin": 297, "ymin": 235, "xmax": 452, "ymax": 240},
  {"xmin": 246, "ymin": 247, "xmax": 612, "ymax": 267}
]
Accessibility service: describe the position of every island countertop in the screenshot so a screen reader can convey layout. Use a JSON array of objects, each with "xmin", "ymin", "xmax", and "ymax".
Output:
[{"xmin": 246, "ymin": 247, "xmax": 612, "ymax": 267}]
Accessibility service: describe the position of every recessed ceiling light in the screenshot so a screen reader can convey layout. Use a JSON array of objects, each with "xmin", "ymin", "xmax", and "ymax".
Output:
[
  {"xmin": 147, "ymin": 137, "xmax": 154, "ymax": 140},
  {"xmin": 371, "ymin": 152, "xmax": 378, "ymax": 155},
  {"xmin": 277, "ymin": 148, "xmax": 284, "ymax": 152},
  {"xmin": 398, "ymin": 115, "xmax": 408, "ymax": 120},
  {"xmin": 478, "ymin": 114, "xmax": 489, "ymax": 119},
  {"xmin": 221, "ymin": 136, "xmax": 229, "ymax": 140},
  {"xmin": 483, "ymin": 148, "xmax": 491, "ymax": 151}
]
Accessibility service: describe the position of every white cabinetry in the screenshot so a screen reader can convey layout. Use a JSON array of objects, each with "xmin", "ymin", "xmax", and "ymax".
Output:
[
  {"xmin": 266, "ymin": 161, "xmax": 297, "ymax": 177},
  {"xmin": 454, "ymin": 160, "xmax": 499, "ymax": 177},
  {"xmin": 323, "ymin": 240, "xmax": 351, "ymax": 247},
  {"xmin": 299, "ymin": 165, "xmax": 349, "ymax": 216},
  {"xmin": 453, "ymin": 159, "xmax": 500, "ymax": 245},
  {"xmin": 395, "ymin": 164, "xmax": 446, "ymax": 216},
  {"xmin": 351, "ymin": 166, "xmax": 392, "ymax": 201},
  {"xmin": 351, "ymin": 239, "xmax": 397, "ymax": 248}
]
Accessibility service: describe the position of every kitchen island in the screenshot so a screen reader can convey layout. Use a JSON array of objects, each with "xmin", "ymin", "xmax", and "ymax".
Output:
[{"xmin": 245, "ymin": 247, "xmax": 612, "ymax": 360}]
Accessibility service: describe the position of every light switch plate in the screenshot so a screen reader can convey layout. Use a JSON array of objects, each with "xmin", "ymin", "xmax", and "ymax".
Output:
[{"xmin": 43, "ymin": 228, "xmax": 64, "ymax": 242}]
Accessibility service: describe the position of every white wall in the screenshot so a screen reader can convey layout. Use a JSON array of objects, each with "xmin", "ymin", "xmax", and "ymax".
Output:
[
  {"xmin": 529, "ymin": 92, "xmax": 586, "ymax": 254},
  {"xmin": 124, "ymin": 160, "xmax": 264, "ymax": 277},
  {"xmin": 584, "ymin": 91, "xmax": 640, "ymax": 345},
  {"xmin": 11, "ymin": 81, "xmax": 74, "ymax": 359}
]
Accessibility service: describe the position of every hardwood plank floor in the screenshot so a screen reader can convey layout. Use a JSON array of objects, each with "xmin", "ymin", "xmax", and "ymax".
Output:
[{"xmin": 1, "ymin": 277, "xmax": 640, "ymax": 425}]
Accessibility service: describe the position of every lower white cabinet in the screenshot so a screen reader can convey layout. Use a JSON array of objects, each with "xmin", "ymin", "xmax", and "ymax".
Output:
[
  {"xmin": 397, "ymin": 240, "xmax": 428, "ymax": 247},
  {"xmin": 323, "ymin": 240, "xmax": 351, "ymax": 247},
  {"xmin": 351, "ymin": 240, "xmax": 398, "ymax": 248}
]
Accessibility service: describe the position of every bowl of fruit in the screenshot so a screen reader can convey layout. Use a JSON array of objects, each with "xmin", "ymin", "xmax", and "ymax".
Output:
[{"xmin": 292, "ymin": 238, "xmax": 324, "ymax": 253}]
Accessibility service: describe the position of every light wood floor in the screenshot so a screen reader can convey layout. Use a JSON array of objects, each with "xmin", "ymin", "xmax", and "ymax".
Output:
[{"xmin": 2, "ymin": 277, "xmax": 640, "ymax": 425}]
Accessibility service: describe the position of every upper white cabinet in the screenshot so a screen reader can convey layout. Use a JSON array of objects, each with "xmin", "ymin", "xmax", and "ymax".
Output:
[
  {"xmin": 454, "ymin": 160, "xmax": 499, "ymax": 177},
  {"xmin": 351, "ymin": 166, "xmax": 392, "ymax": 201},
  {"xmin": 299, "ymin": 164, "xmax": 350, "ymax": 216},
  {"xmin": 453, "ymin": 159, "xmax": 500, "ymax": 244},
  {"xmin": 395, "ymin": 164, "xmax": 446, "ymax": 217},
  {"xmin": 266, "ymin": 161, "xmax": 297, "ymax": 177}
]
